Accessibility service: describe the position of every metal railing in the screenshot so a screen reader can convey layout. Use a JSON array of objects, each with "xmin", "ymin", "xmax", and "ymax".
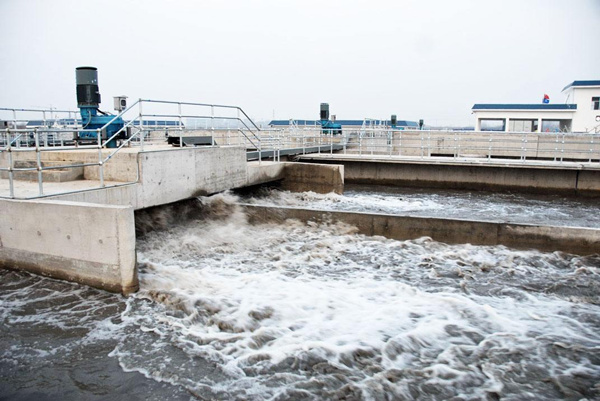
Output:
[
  {"xmin": 331, "ymin": 128, "xmax": 600, "ymax": 164},
  {"xmin": 3, "ymin": 103, "xmax": 599, "ymax": 200},
  {"xmin": 0, "ymin": 99, "xmax": 266, "ymax": 199}
]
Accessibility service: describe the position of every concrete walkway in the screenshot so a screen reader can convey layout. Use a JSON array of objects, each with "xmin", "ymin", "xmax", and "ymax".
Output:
[
  {"xmin": 297, "ymin": 153, "xmax": 600, "ymax": 170},
  {"xmin": 0, "ymin": 178, "xmax": 125, "ymax": 199}
]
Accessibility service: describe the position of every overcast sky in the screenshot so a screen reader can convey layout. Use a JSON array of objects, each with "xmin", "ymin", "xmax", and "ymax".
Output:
[{"xmin": 1, "ymin": 0, "xmax": 599, "ymax": 126}]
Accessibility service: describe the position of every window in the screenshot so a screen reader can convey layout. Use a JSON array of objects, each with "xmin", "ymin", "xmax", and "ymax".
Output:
[{"xmin": 593, "ymin": 97, "xmax": 600, "ymax": 110}]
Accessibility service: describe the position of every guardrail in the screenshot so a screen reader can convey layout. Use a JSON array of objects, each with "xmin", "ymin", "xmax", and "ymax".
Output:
[
  {"xmin": 336, "ymin": 128, "xmax": 600, "ymax": 163},
  {"xmin": 0, "ymin": 99, "xmax": 266, "ymax": 199}
]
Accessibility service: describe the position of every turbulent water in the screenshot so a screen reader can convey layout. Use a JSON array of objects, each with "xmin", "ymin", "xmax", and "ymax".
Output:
[
  {"xmin": 2, "ymin": 192, "xmax": 600, "ymax": 400},
  {"xmin": 242, "ymin": 185, "xmax": 600, "ymax": 228}
]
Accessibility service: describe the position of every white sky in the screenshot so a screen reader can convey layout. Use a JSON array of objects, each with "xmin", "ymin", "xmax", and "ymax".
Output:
[{"xmin": 1, "ymin": 0, "xmax": 599, "ymax": 126}]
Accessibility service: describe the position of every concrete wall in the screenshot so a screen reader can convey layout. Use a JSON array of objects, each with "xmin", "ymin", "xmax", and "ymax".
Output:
[
  {"xmin": 243, "ymin": 204, "xmax": 600, "ymax": 255},
  {"xmin": 245, "ymin": 161, "xmax": 344, "ymax": 194},
  {"xmin": 0, "ymin": 199, "xmax": 137, "ymax": 294},
  {"xmin": 47, "ymin": 146, "xmax": 249, "ymax": 209},
  {"xmin": 246, "ymin": 162, "xmax": 285, "ymax": 187},
  {"xmin": 297, "ymin": 157, "xmax": 600, "ymax": 195},
  {"xmin": 136, "ymin": 146, "xmax": 247, "ymax": 208},
  {"xmin": 281, "ymin": 162, "xmax": 344, "ymax": 194}
]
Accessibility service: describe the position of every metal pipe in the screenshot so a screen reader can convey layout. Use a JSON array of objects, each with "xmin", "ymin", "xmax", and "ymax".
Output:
[
  {"xmin": 139, "ymin": 100, "xmax": 144, "ymax": 151},
  {"xmin": 97, "ymin": 128, "xmax": 104, "ymax": 187},
  {"xmin": 34, "ymin": 128, "xmax": 43, "ymax": 196},
  {"xmin": 7, "ymin": 128, "xmax": 14, "ymax": 198}
]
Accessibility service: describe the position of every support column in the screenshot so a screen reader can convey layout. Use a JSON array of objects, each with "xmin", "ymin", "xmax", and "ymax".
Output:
[
  {"xmin": 537, "ymin": 118, "xmax": 542, "ymax": 133},
  {"xmin": 475, "ymin": 118, "xmax": 481, "ymax": 131},
  {"xmin": 505, "ymin": 118, "xmax": 510, "ymax": 132}
]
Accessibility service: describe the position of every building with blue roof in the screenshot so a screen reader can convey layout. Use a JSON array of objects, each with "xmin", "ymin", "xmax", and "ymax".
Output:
[{"xmin": 472, "ymin": 80, "xmax": 600, "ymax": 133}]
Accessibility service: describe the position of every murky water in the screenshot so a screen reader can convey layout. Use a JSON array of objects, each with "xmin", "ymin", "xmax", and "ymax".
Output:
[
  {"xmin": 2, "ymin": 193, "xmax": 600, "ymax": 400},
  {"xmin": 242, "ymin": 184, "xmax": 600, "ymax": 228}
]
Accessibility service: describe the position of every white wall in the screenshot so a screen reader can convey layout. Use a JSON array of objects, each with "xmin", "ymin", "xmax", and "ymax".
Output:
[
  {"xmin": 473, "ymin": 110, "xmax": 576, "ymax": 132},
  {"xmin": 568, "ymin": 86, "xmax": 600, "ymax": 132}
]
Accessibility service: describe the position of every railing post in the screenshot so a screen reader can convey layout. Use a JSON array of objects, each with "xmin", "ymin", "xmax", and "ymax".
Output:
[
  {"xmin": 139, "ymin": 100, "xmax": 144, "ymax": 151},
  {"xmin": 589, "ymin": 135, "xmax": 594, "ymax": 163},
  {"xmin": 34, "ymin": 128, "xmax": 43, "ymax": 196},
  {"xmin": 398, "ymin": 130, "xmax": 402, "ymax": 157},
  {"xmin": 359, "ymin": 131, "xmax": 362, "ymax": 156},
  {"xmin": 7, "ymin": 128, "xmax": 14, "ymax": 198},
  {"xmin": 97, "ymin": 128, "xmax": 105, "ymax": 188},
  {"xmin": 330, "ymin": 131, "xmax": 333, "ymax": 156},
  {"xmin": 427, "ymin": 129, "xmax": 431, "ymax": 157},
  {"xmin": 258, "ymin": 131, "xmax": 262, "ymax": 165},
  {"xmin": 302, "ymin": 130, "xmax": 306, "ymax": 155},
  {"xmin": 318, "ymin": 130, "xmax": 321, "ymax": 154},
  {"xmin": 178, "ymin": 102, "xmax": 183, "ymax": 148},
  {"xmin": 521, "ymin": 135, "xmax": 525, "ymax": 161}
]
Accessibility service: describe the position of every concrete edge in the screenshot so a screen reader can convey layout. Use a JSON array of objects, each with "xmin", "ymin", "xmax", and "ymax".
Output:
[
  {"xmin": 241, "ymin": 204, "xmax": 600, "ymax": 256},
  {"xmin": 0, "ymin": 198, "xmax": 138, "ymax": 295}
]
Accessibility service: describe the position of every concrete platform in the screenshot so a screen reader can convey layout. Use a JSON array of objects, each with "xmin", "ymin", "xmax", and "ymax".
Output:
[{"xmin": 297, "ymin": 154, "xmax": 600, "ymax": 195}]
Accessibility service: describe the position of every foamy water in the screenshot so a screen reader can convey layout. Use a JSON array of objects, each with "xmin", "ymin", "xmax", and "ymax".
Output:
[
  {"xmin": 2, "ymin": 193, "xmax": 600, "ymax": 400},
  {"xmin": 121, "ymin": 194, "xmax": 600, "ymax": 399},
  {"xmin": 243, "ymin": 185, "xmax": 600, "ymax": 228}
]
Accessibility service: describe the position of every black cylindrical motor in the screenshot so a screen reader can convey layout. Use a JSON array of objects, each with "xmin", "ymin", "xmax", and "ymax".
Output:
[
  {"xmin": 391, "ymin": 115, "xmax": 397, "ymax": 126},
  {"xmin": 76, "ymin": 66, "xmax": 101, "ymax": 107},
  {"xmin": 320, "ymin": 103, "xmax": 330, "ymax": 120}
]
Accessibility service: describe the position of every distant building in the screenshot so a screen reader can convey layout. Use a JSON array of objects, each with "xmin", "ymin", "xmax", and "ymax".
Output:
[{"xmin": 472, "ymin": 80, "xmax": 600, "ymax": 133}]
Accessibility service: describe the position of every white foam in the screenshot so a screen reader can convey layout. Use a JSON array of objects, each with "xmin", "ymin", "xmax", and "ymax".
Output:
[
  {"xmin": 119, "ymin": 195, "xmax": 600, "ymax": 399},
  {"xmin": 244, "ymin": 187, "xmax": 600, "ymax": 228}
]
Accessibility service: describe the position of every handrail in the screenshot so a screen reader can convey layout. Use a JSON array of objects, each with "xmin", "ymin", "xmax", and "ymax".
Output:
[
  {"xmin": 139, "ymin": 99, "xmax": 261, "ymax": 132},
  {"xmin": 0, "ymin": 107, "xmax": 78, "ymax": 113}
]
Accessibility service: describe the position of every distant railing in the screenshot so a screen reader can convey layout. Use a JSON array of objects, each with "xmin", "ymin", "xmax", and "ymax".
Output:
[{"xmin": 334, "ymin": 128, "xmax": 600, "ymax": 164}]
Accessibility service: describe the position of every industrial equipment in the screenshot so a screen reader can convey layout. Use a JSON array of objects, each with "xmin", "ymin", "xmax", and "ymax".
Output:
[
  {"xmin": 76, "ymin": 67, "xmax": 128, "ymax": 148},
  {"xmin": 114, "ymin": 96, "xmax": 127, "ymax": 112},
  {"xmin": 319, "ymin": 103, "xmax": 342, "ymax": 135}
]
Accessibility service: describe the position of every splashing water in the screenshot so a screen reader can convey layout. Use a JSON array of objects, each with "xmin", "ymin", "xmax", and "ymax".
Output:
[
  {"xmin": 122, "ymin": 193, "xmax": 600, "ymax": 400},
  {"xmin": 242, "ymin": 185, "xmax": 600, "ymax": 228},
  {"xmin": 2, "ymin": 192, "xmax": 599, "ymax": 400}
]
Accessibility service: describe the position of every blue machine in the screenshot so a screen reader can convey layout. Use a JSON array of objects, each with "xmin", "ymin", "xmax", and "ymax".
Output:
[
  {"xmin": 319, "ymin": 103, "xmax": 342, "ymax": 135},
  {"xmin": 390, "ymin": 114, "xmax": 404, "ymax": 131},
  {"xmin": 76, "ymin": 66, "xmax": 127, "ymax": 148}
]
